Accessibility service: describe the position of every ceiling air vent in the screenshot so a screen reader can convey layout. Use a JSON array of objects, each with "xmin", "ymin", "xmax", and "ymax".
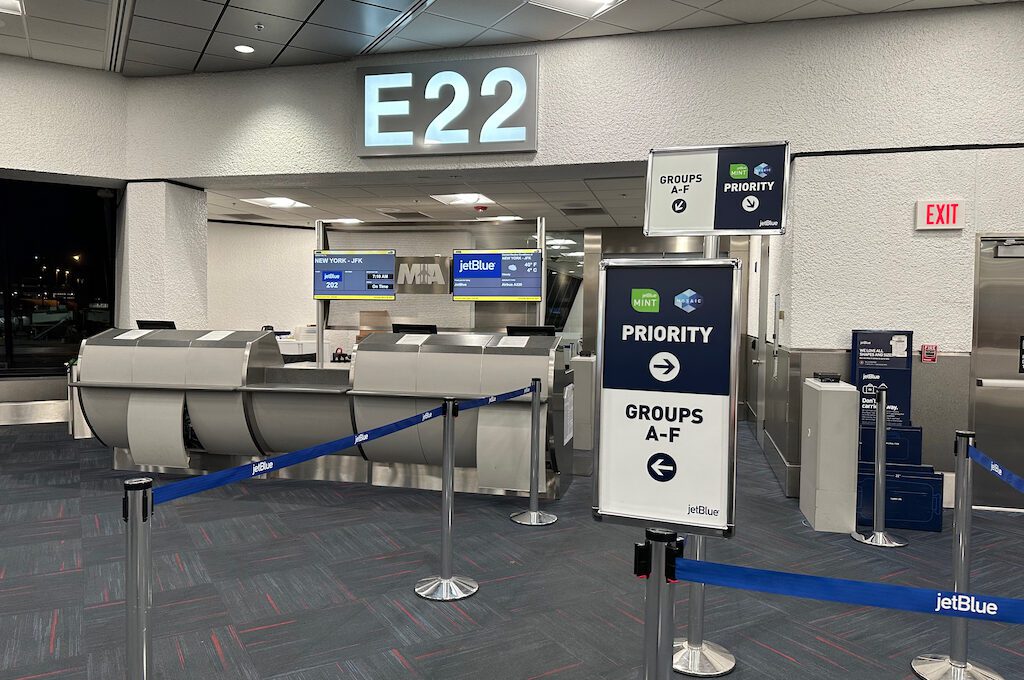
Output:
[
  {"xmin": 560, "ymin": 207, "xmax": 608, "ymax": 217},
  {"xmin": 378, "ymin": 211, "xmax": 433, "ymax": 220}
]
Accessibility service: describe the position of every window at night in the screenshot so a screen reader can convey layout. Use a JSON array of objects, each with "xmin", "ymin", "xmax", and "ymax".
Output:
[{"xmin": 0, "ymin": 179, "xmax": 117, "ymax": 375}]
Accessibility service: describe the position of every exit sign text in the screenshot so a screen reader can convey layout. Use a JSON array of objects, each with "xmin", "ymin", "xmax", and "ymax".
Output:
[{"xmin": 916, "ymin": 200, "xmax": 965, "ymax": 230}]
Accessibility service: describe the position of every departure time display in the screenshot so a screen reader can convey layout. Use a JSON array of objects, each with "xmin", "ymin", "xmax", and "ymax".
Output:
[
  {"xmin": 313, "ymin": 250, "xmax": 396, "ymax": 300},
  {"xmin": 452, "ymin": 249, "xmax": 541, "ymax": 301}
]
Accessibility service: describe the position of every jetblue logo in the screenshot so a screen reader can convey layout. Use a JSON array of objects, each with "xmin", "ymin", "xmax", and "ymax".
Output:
[
  {"xmin": 934, "ymin": 593, "xmax": 998, "ymax": 616},
  {"xmin": 456, "ymin": 254, "xmax": 501, "ymax": 277},
  {"xmin": 991, "ymin": 462, "xmax": 1003, "ymax": 477},
  {"xmin": 355, "ymin": 433, "xmax": 369, "ymax": 444},
  {"xmin": 252, "ymin": 460, "xmax": 274, "ymax": 475},
  {"xmin": 488, "ymin": 396, "xmax": 496, "ymax": 404},
  {"xmin": 321, "ymin": 271, "xmax": 342, "ymax": 281},
  {"xmin": 674, "ymin": 289, "xmax": 703, "ymax": 314},
  {"xmin": 421, "ymin": 412, "xmax": 433, "ymax": 422}
]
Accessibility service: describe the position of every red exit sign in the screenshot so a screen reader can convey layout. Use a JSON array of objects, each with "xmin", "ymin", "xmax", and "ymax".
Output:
[{"xmin": 916, "ymin": 200, "xmax": 965, "ymax": 230}]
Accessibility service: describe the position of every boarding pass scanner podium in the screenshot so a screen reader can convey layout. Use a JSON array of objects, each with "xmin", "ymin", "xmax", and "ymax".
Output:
[{"xmin": 76, "ymin": 329, "xmax": 573, "ymax": 498}]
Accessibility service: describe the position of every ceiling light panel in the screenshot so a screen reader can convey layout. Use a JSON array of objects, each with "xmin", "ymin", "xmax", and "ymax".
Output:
[
  {"xmin": 0, "ymin": 0, "xmax": 21, "ymax": 16},
  {"xmin": 241, "ymin": 197, "xmax": 311, "ymax": 209},
  {"xmin": 430, "ymin": 193, "xmax": 495, "ymax": 205}
]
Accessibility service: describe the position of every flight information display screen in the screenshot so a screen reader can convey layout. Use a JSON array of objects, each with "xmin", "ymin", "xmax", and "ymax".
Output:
[
  {"xmin": 452, "ymin": 249, "xmax": 542, "ymax": 301},
  {"xmin": 313, "ymin": 250, "xmax": 396, "ymax": 300}
]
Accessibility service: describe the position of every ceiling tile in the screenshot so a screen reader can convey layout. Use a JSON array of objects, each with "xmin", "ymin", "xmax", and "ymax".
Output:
[
  {"xmin": 30, "ymin": 41, "xmax": 104, "ymax": 68},
  {"xmin": 491, "ymin": 4, "xmax": 585, "ymax": 39},
  {"xmin": 0, "ymin": 34, "xmax": 29, "ymax": 57},
  {"xmin": 676, "ymin": 0, "xmax": 721, "ymax": 6},
  {"xmin": 133, "ymin": 0, "xmax": 224, "ymax": 29},
  {"xmin": 397, "ymin": 13, "xmax": 486, "ymax": 44},
  {"xmin": 273, "ymin": 45, "xmax": 339, "ymax": 66},
  {"xmin": 0, "ymin": 16, "xmax": 25, "ymax": 38},
  {"xmin": 205, "ymin": 32, "xmax": 280, "ymax": 63},
  {"xmin": 377, "ymin": 36, "xmax": 440, "ymax": 51},
  {"xmin": 474, "ymin": 182, "xmax": 533, "ymax": 193},
  {"xmin": 536, "ymin": 191, "xmax": 598, "ymax": 202},
  {"xmin": 585, "ymin": 177, "xmax": 645, "ymax": 190},
  {"xmin": 290, "ymin": 23, "xmax": 373, "ymax": 55},
  {"xmin": 26, "ymin": 0, "xmax": 108, "ymax": 29},
  {"xmin": 706, "ymin": 0, "xmax": 812, "ymax": 21},
  {"xmin": 195, "ymin": 52, "xmax": 263, "ymax": 72},
  {"xmin": 362, "ymin": 0, "xmax": 418, "ymax": 11},
  {"xmin": 660, "ymin": 8, "xmax": 742, "ymax": 28},
  {"xmin": 125, "ymin": 40, "xmax": 199, "ymax": 69},
  {"xmin": 317, "ymin": 187, "xmax": 377, "ymax": 198},
  {"xmin": 122, "ymin": 60, "xmax": 191, "ymax": 76},
  {"xmin": 27, "ymin": 17, "xmax": 106, "ymax": 51},
  {"xmin": 600, "ymin": 0, "xmax": 697, "ymax": 30},
  {"xmin": 559, "ymin": 19, "xmax": 633, "ymax": 38},
  {"xmin": 311, "ymin": 0, "xmax": 401, "ymax": 35},
  {"xmin": 426, "ymin": 0, "xmax": 525, "ymax": 28},
  {"xmin": 772, "ymin": 0, "xmax": 857, "ymax": 19},
  {"xmin": 885, "ymin": 0, "xmax": 979, "ymax": 9},
  {"xmin": 527, "ymin": 180, "xmax": 590, "ymax": 192},
  {"xmin": 463, "ymin": 27, "xmax": 533, "ymax": 45},
  {"xmin": 828, "ymin": 0, "xmax": 909, "ymax": 10},
  {"xmin": 217, "ymin": 6, "xmax": 301, "ymax": 44},
  {"xmin": 230, "ymin": 0, "xmax": 322, "ymax": 20},
  {"xmin": 129, "ymin": 17, "xmax": 210, "ymax": 52},
  {"xmin": 362, "ymin": 185, "xmax": 424, "ymax": 197}
]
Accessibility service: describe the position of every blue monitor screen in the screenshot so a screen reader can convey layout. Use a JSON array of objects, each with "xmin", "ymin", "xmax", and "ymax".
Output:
[
  {"xmin": 452, "ymin": 249, "xmax": 542, "ymax": 301},
  {"xmin": 313, "ymin": 250, "xmax": 396, "ymax": 300}
]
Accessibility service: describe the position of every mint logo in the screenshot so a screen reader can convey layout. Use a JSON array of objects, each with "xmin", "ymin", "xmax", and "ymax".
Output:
[
  {"xmin": 631, "ymin": 289, "xmax": 660, "ymax": 313},
  {"xmin": 729, "ymin": 164, "xmax": 748, "ymax": 180}
]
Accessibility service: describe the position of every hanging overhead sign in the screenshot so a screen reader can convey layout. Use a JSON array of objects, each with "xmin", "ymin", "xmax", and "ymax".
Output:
[
  {"xmin": 644, "ymin": 142, "xmax": 789, "ymax": 236},
  {"xmin": 358, "ymin": 55, "xmax": 538, "ymax": 157},
  {"xmin": 594, "ymin": 258, "xmax": 740, "ymax": 536}
]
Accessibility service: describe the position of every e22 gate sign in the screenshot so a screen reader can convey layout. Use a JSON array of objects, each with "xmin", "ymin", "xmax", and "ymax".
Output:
[
  {"xmin": 358, "ymin": 55, "xmax": 538, "ymax": 157},
  {"xmin": 644, "ymin": 142, "xmax": 789, "ymax": 236},
  {"xmin": 595, "ymin": 259, "xmax": 740, "ymax": 537}
]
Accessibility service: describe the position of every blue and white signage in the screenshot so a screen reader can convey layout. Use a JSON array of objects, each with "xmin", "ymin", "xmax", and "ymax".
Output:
[
  {"xmin": 595, "ymin": 259, "xmax": 740, "ymax": 536},
  {"xmin": 452, "ymin": 249, "xmax": 542, "ymax": 301},
  {"xmin": 313, "ymin": 250, "xmax": 396, "ymax": 300},
  {"xmin": 644, "ymin": 142, "xmax": 789, "ymax": 236},
  {"xmin": 852, "ymin": 330, "xmax": 913, "ymax": 428},
  {"xmin": 358, "ymin": 56, "xmax": 538, "ymax": 157}
]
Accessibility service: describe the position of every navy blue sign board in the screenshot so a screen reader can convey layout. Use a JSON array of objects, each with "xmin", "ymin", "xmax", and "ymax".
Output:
[
  {"xmin": 644, "ymin": 142, "xmax": 790, "ymax": 236},
  {"xmin": 594, "ymin": 258, "xmax": 740, "ymax": 537},
  {"xmin": 451, "ymin": 249, "xmax": 542, "ymax": 301},
  {"xmin": 852, "ymin": 330, "xmax": 913, "ymax": 428},
  {"xmin": 313, "ymin": 250, "xmax": 396, "ymax": 300}
]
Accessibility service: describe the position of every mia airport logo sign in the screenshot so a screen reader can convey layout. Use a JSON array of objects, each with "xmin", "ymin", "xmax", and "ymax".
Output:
[
  {"xmin": 595, "ymin": 258, "xmax": 740, "ymax": 536},
  {"xmin": 644, "ymin": 142, "xmax": 790, "ymax": 236},
  {"xmin": 358, "ymin": 55, "xmax": 538, "ymax": 157}
]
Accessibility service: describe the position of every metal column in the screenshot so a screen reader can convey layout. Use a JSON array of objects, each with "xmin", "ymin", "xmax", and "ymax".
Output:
[
  {"xmin": 673, "ymin": 535, "xmax": 736, "ymax": 676},
  {"xmin": 124, "ymin": 477, "xmax": 153, "ymax": 680},
  {"xmin": 852, "ymin": 386, "xmax": 907, "ymax": 547},
  {"xmin": 511, "ymin": 378, "xmax": 557, "ymax": 526},
  {"xmin": 912, "ymin": 432, "xmax": 1003, "ymax": 680},
  {"xmin": 315, "ymin": 219, "xmax": 326, "ymax": 368},
  {"xmin": 642, "ymin": 529, "xmax": 677, "ymax": 680},
  {"xmin": 537, "ymin": 217, "xmax": 547, "ymax": 325},
  {"xmin": 415, "ymin": 399, "xmax": 479, "ymax": 601}
]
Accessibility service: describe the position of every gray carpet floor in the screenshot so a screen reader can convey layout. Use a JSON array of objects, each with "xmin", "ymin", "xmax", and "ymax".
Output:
[{"xmin": 0, "ymin": 422, "xmax": 1021, "ymax": 680}]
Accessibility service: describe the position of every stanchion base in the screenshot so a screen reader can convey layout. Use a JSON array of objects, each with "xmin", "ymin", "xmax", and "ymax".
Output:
[
  {"xmin": 851, "ymin": 530, "xmax": 908, "ymax": 548},
  {"xmin": 912, "ymin": 654, "xmax": 1004, "ymax": 680},
  {"xmin": 414, "ymin": 575, "xmax": 479, "ymax": 601},
  {"xmin": 672, "ymin": 640, "xmax": 736, "ymax": 677},
  {"xmin": 510, "ymin": 510, "xmax": 558, "ymax": 526}
]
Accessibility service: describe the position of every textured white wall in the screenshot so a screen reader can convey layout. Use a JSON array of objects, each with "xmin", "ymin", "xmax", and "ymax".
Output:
[
  {"xmin": 121, "ymin": 4, "xmax": 1024, "ymax": 180},
  {"xmin": 207, "ymin": 222, "xmax": 315, "ymax": 332},
  {"xmin": 0, "ymin": 56, "xmax": 125, "ymax": 179},
  {"xmin": 117, "ymin": 182, "xmax": 208, "ymax": 328},
  {"xmin": 783, "ymin": 148, "xmax": 1024, "ymax": 352}
]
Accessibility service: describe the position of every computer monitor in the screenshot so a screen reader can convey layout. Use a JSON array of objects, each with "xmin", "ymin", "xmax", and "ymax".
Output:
[
  {"xmin": 136, "ymin": 320, "xmax": 176, "ymax": 330},
  {"xmin": 392, "ymin": 323, "xmax": 438, "ymax": 334},
  {"xmin": 506, "ymin": 325, "xmax": 556, "ymax": 337}
]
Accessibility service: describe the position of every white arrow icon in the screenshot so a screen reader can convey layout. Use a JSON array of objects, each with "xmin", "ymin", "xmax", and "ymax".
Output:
[
  {"xmin": 647, "ymin": 453, "xmax": 677, "ymax": 481},
  {"xmin": 650, "ymin": 458, "xmax": 673, "ymax": 476},
  {"xmin": 742, "ymin": 195, "xmax": 759, "ymax": 212},
  {"xmin": 649, "ymin": 351, "xmax": 680, "ymax": 382}
]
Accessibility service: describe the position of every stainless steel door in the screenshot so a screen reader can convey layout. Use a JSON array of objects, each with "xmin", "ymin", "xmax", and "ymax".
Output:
[{"xmin": 970, "ymin": 237, "xmax": 1024, "ymax": 509}]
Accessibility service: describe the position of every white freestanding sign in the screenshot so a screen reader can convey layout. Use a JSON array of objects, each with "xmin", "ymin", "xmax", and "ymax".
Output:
[{"xmin": 594, "ymin": 258, "xmax": 740, "ymax": 536}]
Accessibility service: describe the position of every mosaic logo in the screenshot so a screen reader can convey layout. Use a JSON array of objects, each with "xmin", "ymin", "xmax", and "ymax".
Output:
[
  {"xmin": 631, "ymin": 288, "xmax": 660, "ymax": 313},
  {"xmin": 674, "ymin": 289, "xmax": 703, "ymax": 314},
  {"xmin": 754, "ymin": 163, "xmax": 772, "ymax": 179}
]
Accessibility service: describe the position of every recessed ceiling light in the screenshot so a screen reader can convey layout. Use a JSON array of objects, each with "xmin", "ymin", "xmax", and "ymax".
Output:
[
  {"xmin": 549, "ymin": 245, "xmax": 567, "ymax": 250},
  {"xmin": 241, "ymin": 197, "xmax": 310, "ymax": 209},
  {"xmin": 565, "ymin": 251, "xmax": 585, "ymax": 257},
  {"xmin": 547, "ymin": 238, "xmax": 577, "ymax": 245},
  {"xmin": 234, "ymin": 45, "xmax": 255, "ymax": 54},
  {"xmin": 0, "ymin": 0, "xmax": 22, "ymax": 16},
  {"xmin": 324, "ymin": 218, "xmax": 362, "ymax": 224},
  {"xmin": 528, "ymin": 0, "xmax": 625, "ymax": 19},
  {"xmin": 476, "ymin": 215, "xmax": 520, "ymax": 222},
  {"xmin": 430, "ymin": 193, "xmax": 494, "ymax": 206}
]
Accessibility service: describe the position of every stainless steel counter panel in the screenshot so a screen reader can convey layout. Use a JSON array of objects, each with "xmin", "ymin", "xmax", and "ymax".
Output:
[
  {"xmin": 250, "ymin": 391, "xmax": 356, "ymax": 454},
  {"xmin": 353, "ymin": 395, "xmax": 427, "ymax": 464},
  {"xmin": 79, "ymin": 329, "xmax": 148, "ymax": 448}
]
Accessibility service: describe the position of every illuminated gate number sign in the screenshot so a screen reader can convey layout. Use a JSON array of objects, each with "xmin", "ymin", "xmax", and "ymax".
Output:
[{"xmin": 358, "ymin": 56, "xmax": 538, "ymax": 157}]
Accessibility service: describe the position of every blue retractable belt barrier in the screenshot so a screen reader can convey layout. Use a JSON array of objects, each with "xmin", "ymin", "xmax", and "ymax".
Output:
[
  {"xmin": 153, "ymin": 405, "xmax": 445, "ymax": 505},
  {"xmin": 459, "ymin": 384, "xmax": 536, "ymax": 412},
  {"xmin": 673, "ymin": 558, "xmax": 1024, "ymax": 624},
  {"xmin": 969, "ymin": 445, "xmax": 1024, "ymax": 495}
]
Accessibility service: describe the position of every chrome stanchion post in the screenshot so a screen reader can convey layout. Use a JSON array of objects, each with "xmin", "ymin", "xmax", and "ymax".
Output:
[
  {"xmin": 673, "ymin": 535, "xmax": 735, "ymax": 677},
  {"xmin": 852, "ymin": 386, "xmax": 907, "ymax": 548},
  {"xmin": 124, "ymin": 477, "xmax": 153, "ymax": 680},
  {"xmin": 416, "ymin": 399, "xmax": 479, "ymax": 601},
  {"xmin": 642, "ymin": 529, "xmax": 677, "ymax": 680},
  {"xmin": 912, "ymin": 431, "xmax": 1003, "ymax": 680},
  {"xmin": 511, "ymin": 378, "xmax": 557, "ymax": 526}
]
